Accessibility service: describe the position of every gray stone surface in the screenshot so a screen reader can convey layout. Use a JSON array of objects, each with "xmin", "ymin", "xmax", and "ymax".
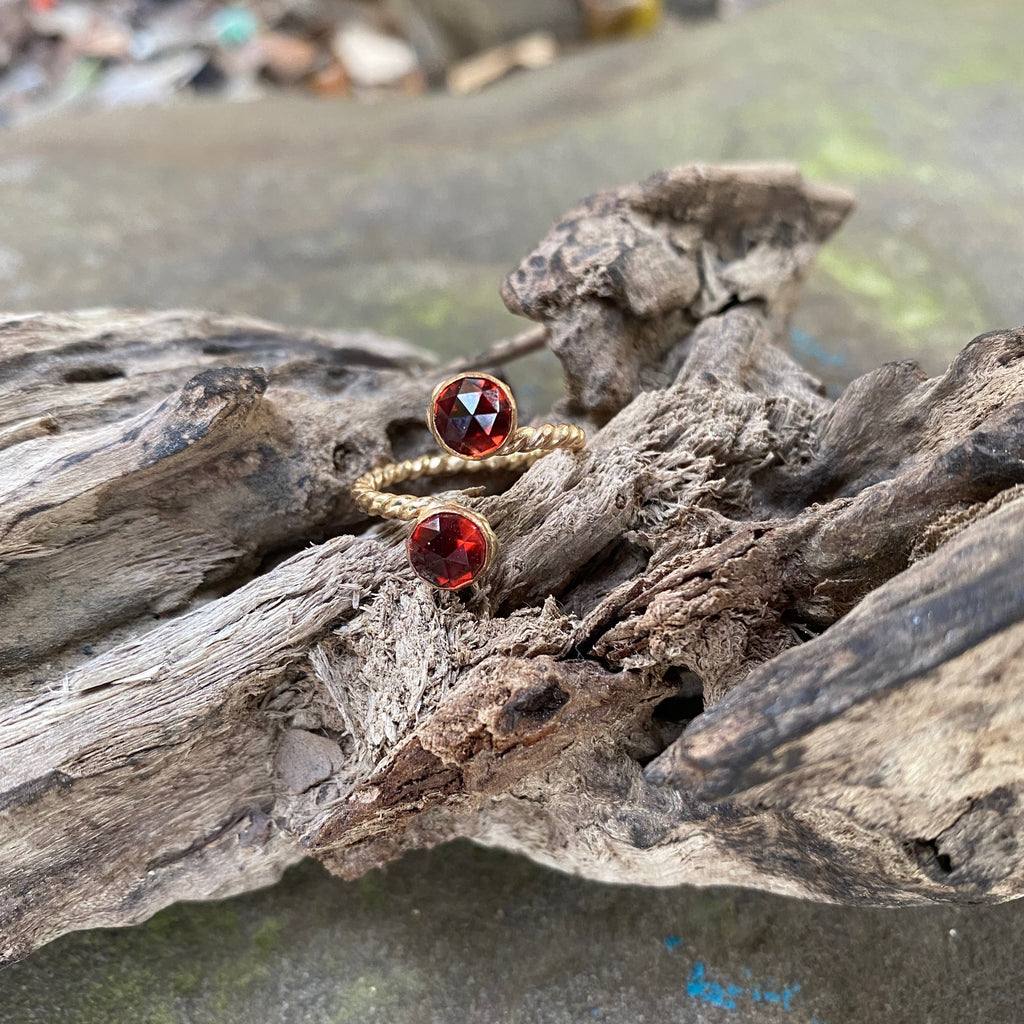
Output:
[
  {"xmin": 2, "ymin": 842, "xmax": 1022, "ymax": 1024},
  {"xmin": 2, "ymin": 0, "xmax": 1024, "ymax": 1019}
]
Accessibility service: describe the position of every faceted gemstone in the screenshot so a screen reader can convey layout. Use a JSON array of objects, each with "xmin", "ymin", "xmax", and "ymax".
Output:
[
  {"xmin": 408, "ymin": 509, "xmax": 489, "ymax": 590},
  {"xmin": 432, "ymin": 375, "xmax": 514, "ymax": 458}
]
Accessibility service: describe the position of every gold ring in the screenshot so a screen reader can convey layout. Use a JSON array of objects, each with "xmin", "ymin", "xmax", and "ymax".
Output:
[{"xmin": 351, "ymin": 371, "xmax": 586, "ymax": 590}]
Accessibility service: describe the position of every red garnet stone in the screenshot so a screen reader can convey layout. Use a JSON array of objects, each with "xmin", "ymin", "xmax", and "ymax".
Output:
[
  {"xmin": 408, "ymin": 509, "xmax": 489, "ymax": 590},
  {"xmin": 432, "ymin": 375, "xmax": 514, "ymax": 458}
]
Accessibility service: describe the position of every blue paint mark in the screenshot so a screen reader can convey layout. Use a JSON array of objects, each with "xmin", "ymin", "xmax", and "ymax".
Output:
[
  {"xmin": 790, "ymin": 326, "xmax": 847, "ymax": 367},
  {"xmin": 681, "ymin": 961, "xmax": 817, "ymax": 1019},
  {"xmin": 663, "ymin": 935, "xmax": 682, "ymax": 951},
  {"xmin": 759, "ymin": 983, "xmax": 801, "ymax": 1011},
  {"xmin": 686, "ymin": 963, "xmax": 742, "ymax": 1009}
]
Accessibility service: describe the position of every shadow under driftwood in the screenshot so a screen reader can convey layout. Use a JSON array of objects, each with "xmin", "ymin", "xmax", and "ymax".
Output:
[{"xmin": 1, "ymin": 163, "xmax": 1023, "ymax": 964}]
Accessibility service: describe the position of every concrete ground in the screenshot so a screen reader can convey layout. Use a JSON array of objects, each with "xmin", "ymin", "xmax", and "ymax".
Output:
[
  {"xmin": 1, "ymin": 0, "xmax": 1023, "ymax": 1020},
  {"xmin": 2, "ymin": 842, "xmax": 1022, "ymax": 1023}
]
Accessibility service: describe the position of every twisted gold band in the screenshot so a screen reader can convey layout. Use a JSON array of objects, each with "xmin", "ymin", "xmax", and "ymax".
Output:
[
  {"xmin": 352, "ymin": 449, "xmax": 545, "ymax": 521},
  {"xmin": 488, "ymin": 421, "xmax": 587, "ymax": 457},
  {"xmin": 351, "ymin": 422, "xmax": 585, "ymax": 520}
]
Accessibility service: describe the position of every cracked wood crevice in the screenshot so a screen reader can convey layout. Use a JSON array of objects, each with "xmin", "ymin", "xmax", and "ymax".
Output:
[{"xmin": 2, "ymin": 163, "xmax": 1024, "ymax": 963}]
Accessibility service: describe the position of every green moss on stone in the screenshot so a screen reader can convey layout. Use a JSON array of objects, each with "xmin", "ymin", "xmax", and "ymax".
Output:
[
  {"xmin": 800, "ymin": 107, "xmax": 904, "ymax": 181},
  {"xmin": 815, "ymin": 244, "xmax": 986, "ymax": 351},
  {"xmin": 353, "ymin": 268, "xmax": 520, "ymax": 363},
  {"xmin": 251, "ymin": 915, "xmax": 285, "ymax": 953},
  {"xmin": 932, "ymin": 58, "xmax": 1015, "ymax": 89},
  {"xmin": 355, "ymin": 869, "xmax": 390, "ymax": 909},
  {"xmin": 330, "ymin": 967, "xmax": 430, "ymax": 1024}
]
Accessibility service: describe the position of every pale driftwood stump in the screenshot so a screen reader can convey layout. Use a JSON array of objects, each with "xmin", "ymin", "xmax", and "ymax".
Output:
[{"xmin": 2, "ymin": 163, "xmax": 1023, "ymax": 962}]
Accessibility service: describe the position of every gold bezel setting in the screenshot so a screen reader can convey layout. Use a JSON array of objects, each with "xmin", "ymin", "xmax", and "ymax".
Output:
[
  {"xmin": 406, "ymin": 503, "xmax": 498, "ymax": 590},
  {"xmin": 427, "ymin": 370, "xmax": 519, "ymax": 461}
]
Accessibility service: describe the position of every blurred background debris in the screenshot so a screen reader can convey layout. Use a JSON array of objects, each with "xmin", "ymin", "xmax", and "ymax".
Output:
[{"xmin": 0, "ymin": 0, "xmax": 739, "ymax": 125}]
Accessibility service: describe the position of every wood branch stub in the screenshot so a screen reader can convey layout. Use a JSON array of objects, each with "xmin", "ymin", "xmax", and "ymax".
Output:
[
  {"xmin": 2, "ymin": 164, "xmax": 1024, "ymax": 963},
  {"xmin": 500, "ymin": 162, "xmax": 854, "ymax": 419}
]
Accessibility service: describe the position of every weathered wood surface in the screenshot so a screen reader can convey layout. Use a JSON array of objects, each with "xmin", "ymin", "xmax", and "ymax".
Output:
[{"xmin": 2, "ymin": 163, "xmax": 1024, "ymax": 963}]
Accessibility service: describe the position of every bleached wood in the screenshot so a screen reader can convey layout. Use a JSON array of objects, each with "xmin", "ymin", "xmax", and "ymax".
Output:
[{"xmin": 3, "ymin": 165, "xmax": 1024, "ymax": 962}]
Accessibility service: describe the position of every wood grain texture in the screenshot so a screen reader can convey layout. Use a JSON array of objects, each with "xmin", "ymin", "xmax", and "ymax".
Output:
[{"xmin": 3, "ymin": 163, "xmax": 1023, "ymax": 962}]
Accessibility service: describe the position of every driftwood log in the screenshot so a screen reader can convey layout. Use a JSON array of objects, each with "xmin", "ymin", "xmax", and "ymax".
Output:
[{"xmin": 2, "ymin": 163, "xmax": 1024, "ymax": 962}]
